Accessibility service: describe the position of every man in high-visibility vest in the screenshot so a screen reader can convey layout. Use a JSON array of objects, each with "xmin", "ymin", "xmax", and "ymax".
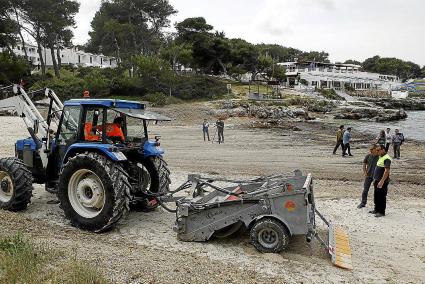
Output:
[{"xmin": 369, "ymin": 144, "xmax": 392, "ymax": 217}]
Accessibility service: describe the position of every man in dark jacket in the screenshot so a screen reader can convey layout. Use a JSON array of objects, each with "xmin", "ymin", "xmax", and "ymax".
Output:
[
  {"xmin": 357, "ymin": 144, "xmax": 379, "ymax": 208},
  {"xmin": 333, "ymin": 125, "xmax": 345, "ymax": 155},
  {"xmin": 216, "ymin": 118, "xmax": 224, "ymax": 144}
]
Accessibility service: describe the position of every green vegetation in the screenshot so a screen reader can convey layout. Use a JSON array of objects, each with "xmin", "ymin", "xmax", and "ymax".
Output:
[
  {"xmin": 362, "ymin": 56, "xmax": 422, "ymax": 81},
  {"xmin": 318, "ymin": 88, "xmax": 345, "ymax": 100},
  {"xmin": 231, "ymin": 83, "xmax": 271, "ymax": 96},
  {"xmin": 2, "ymin": 0, "xmax": 80, "ymax": 77},
  {"xmin": 144, "ymin": 92, "xmax": 183, "ymax": 106},
  {"xmin": 0, "ymin": 234, "xmax": 110, "ymax": 284},
  {"xmin": 0, "ymin": 0, "xmax": 18, "ymax": 49},
  {"xmin": 28, "ymin": 61, "xmax": 227, "ymax": 103},
  {"xmin": 0, "ymin": 51, "xmax": 29, "ymax": 84}
]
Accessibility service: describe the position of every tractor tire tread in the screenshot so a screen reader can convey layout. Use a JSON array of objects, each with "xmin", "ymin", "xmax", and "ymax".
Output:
[
  {"xmin": 129, "ymin": 156, "xmax": 170, "ymax": 212},
  {"xmin": 0, "ymin": 157, "xmax": 33, "ymax": 212},
  {"xmin": 58, "ymin": 152, "xmax": 130, "ymax": 232}
]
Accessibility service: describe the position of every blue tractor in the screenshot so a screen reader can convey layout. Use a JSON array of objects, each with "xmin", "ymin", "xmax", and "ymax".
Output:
[{"xmin": 0, "ymin": 85, "xmax": 171, "ymax": 232}]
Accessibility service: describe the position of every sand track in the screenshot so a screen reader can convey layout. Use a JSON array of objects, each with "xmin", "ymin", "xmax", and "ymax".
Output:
[{"xmin": 0, "ymin": 113, "xmax": 424, "ymax": 283}]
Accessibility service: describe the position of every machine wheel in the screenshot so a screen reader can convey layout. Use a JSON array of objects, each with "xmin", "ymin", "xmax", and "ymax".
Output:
[
  {"xmin": 0, "ymin": 158, "xmax": 33, "ymax": 211},
  {"xmin": 130, "ymin": 156, "xmax": 171, "ymax": 212},
  {"xmin": 250, "ymin": 218, "xmax": 290, "ymax": 253},
  {"xmin": 58, "ymin": 152, "xmax": 131, "ymax": 232}
]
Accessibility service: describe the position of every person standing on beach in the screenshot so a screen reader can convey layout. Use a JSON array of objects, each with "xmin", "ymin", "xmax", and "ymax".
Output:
[
  {"xmin": 377, "ymin": 130, "xmax": 386, "ymax": 146},
  {"xmin": 358, "ymin": 144, "xmax": 379, "ymax": 208},
  {"xmin": 342, "ymin": 127, "xmax": 353, "ymax": 157},
  {"xmin": 202, "ymin": 119, "xmax": 210, "ymax": 141},
  {"xmin": 216, "ymin": 118, "xmax": 225, "ymax": 144},
  {"xmin": 392, "ymin": 129, "xmax": 405, "ymax": 159},
  {"xmin": 370, "ymin": 145, "xmax": 392, "ymax": 217},
  {"xmin": 333, "ymin": 125, "xmax": 345, "ymax": 155},
  {"xmin": 385, "ymin": 128, "xmax": 392, "ymax": 152}
]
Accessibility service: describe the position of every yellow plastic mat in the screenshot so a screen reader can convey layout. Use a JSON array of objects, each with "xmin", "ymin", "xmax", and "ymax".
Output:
[{"xmin": 329, "ymin": 223, "xmax": 353, "ymax": 270}]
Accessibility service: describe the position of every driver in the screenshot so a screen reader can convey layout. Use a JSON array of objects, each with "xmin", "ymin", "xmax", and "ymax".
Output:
[{"xmin": 106, "ymin": 117, "xmax": 125, "ymax": 143}]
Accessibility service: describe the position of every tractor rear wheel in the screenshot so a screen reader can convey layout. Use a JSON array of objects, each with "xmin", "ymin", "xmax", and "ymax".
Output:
[
  {"xmin": 130, "ymin": 156, "xmax": 171, "ymax": 212},
  {"xmin": 0, "ymin": 158, "xmax": 33, "ymax": 211},
  {"xmin": 58, "ymin": 152, "xmax": 131, "ymax": 232},
  {"xmin": 250, "ymin": 218, "xmax": 290, "ymax": 253}
]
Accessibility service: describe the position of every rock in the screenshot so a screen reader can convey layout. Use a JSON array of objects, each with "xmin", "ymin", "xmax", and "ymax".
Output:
[
  {"xmin": 333, "ymin": 106, "xmax": 408, "ymax": 122},
  {"xmin": 213, "ymin": 101, "xmax": 314, "ymax": 121},
  {"xmin": 360, "ymin": 97, "xmax": 425, "ymax": 110},
  {"xmin": 375, "ymin": 109, "xmax": 407, "ymax": 122}
]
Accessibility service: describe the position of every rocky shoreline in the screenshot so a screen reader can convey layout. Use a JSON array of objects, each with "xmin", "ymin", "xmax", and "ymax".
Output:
[
  {"xmin": 332, "ymin": 106, "xmax": 408, "ymax": 122},
  {"xmin": 360, "ymin": 97, "xmax": 425, "ymax": 110},
  {"xmin": 212, "ymin": 96, "xmax": 423, "ymax": 124}
]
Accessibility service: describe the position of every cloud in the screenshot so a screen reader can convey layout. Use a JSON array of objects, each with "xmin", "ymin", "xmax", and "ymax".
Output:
[
  {"xmin": 71, "ymin": 0, "xmax": 425, "ymax": 65},
  {"xmin": 73, "ymin": 0, "xmax": 102, "ymax": 45},
  {"xmin": 312, "ymin": 0, "xmax": 336, "ymax": 10}
]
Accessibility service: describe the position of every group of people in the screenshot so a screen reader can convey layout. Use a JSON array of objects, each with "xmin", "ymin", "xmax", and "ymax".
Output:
[
  {"xmin": 333, "ymin": 125, "xmax": 353, "ymax": 157},
  {"xmin": 376, "ymin": 128, "xmax": 405, "ymax": 159},
  {"xmin": 332, "ymin": 125, "xmax": 406, "ymax": 218},
  {"xmin": 202, "ymin": 118, "xmax": 225, "ymax": 144},
  {"xmin": 358, "ymin": 144, "xmax": 392, "ymax": 217},
  {"xmin": 333, "ymin": 125, "xmax": 405, "ymax": 159},
  {"xmin": 357, "ymin": 128, "xmax": 404, "ymax": 217}
]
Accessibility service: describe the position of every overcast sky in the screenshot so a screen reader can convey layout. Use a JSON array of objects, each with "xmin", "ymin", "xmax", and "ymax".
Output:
[{"xmin": 73, "ymin": 0, "xmax": 425, "ymax": 66}]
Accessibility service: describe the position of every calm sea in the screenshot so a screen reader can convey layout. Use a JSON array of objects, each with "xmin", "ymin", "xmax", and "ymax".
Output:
[{"xmin": 328, "ymin": 111, "xmax": 425, "ymax": 142}]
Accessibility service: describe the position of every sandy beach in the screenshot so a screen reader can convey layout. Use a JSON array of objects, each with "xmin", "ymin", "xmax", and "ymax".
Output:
[{"xmin": 0, "ymin": 103, "xmax": 424, "ymax": 283}]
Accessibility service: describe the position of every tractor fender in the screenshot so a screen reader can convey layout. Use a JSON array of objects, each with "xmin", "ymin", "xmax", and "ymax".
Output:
[
  {"xmin": 143, "ymin": 140, "xmax": 164, "ymax": 157},
  {"xmin": 248, "ymin": 215, "xmax": 293, "ymax": 236},
  {"xmin": 64, "ymin": 143, "xmax": 127, "ymax": 164}
]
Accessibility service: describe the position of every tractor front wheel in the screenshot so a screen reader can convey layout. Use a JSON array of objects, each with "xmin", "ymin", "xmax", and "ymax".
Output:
[
  {"xmin": 0, "ymin": 158, "xmax": 33, "ymax": 211},
  {"xmin": 58, "ymin": 152, "xmax": 131, "ymax": 232}
]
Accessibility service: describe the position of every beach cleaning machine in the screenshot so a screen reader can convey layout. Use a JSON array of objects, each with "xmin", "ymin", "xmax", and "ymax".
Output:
[{"xmin": 160, "ymin": 170, "xmax": 353, "ymax": 270}]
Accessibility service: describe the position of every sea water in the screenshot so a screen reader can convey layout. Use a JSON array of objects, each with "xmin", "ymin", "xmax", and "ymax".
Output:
[{"xmin": 341, "ymin": 111, "xmax": 425, "ymax": 142}]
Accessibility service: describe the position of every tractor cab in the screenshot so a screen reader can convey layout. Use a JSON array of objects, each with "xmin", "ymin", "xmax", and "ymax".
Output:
[
  {"xmin": 58, "ymin": 99, "xmax": 168, "ymax": 139},
  {"xmin": 54, "ymin": 99, "xmax": 170, "ymax": 156}
]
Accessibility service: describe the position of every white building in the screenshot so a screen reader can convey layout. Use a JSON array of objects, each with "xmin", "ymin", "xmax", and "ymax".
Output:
[
  {"xmin": 4, "ymin": 42, "xmax": 117, "ymax": 69},
  {"xmin": 278, "ymin": 61, "xmax": 402, "ymax": 92}
]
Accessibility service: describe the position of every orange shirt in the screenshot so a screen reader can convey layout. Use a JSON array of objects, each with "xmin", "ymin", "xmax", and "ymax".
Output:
[
  {"xmin": 106, "ymin": 123, "xmax": 125, "ymax": 142},
  {"xmin": 84, "ymin": 123, "xmax": 100, "ymax": 141}
]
